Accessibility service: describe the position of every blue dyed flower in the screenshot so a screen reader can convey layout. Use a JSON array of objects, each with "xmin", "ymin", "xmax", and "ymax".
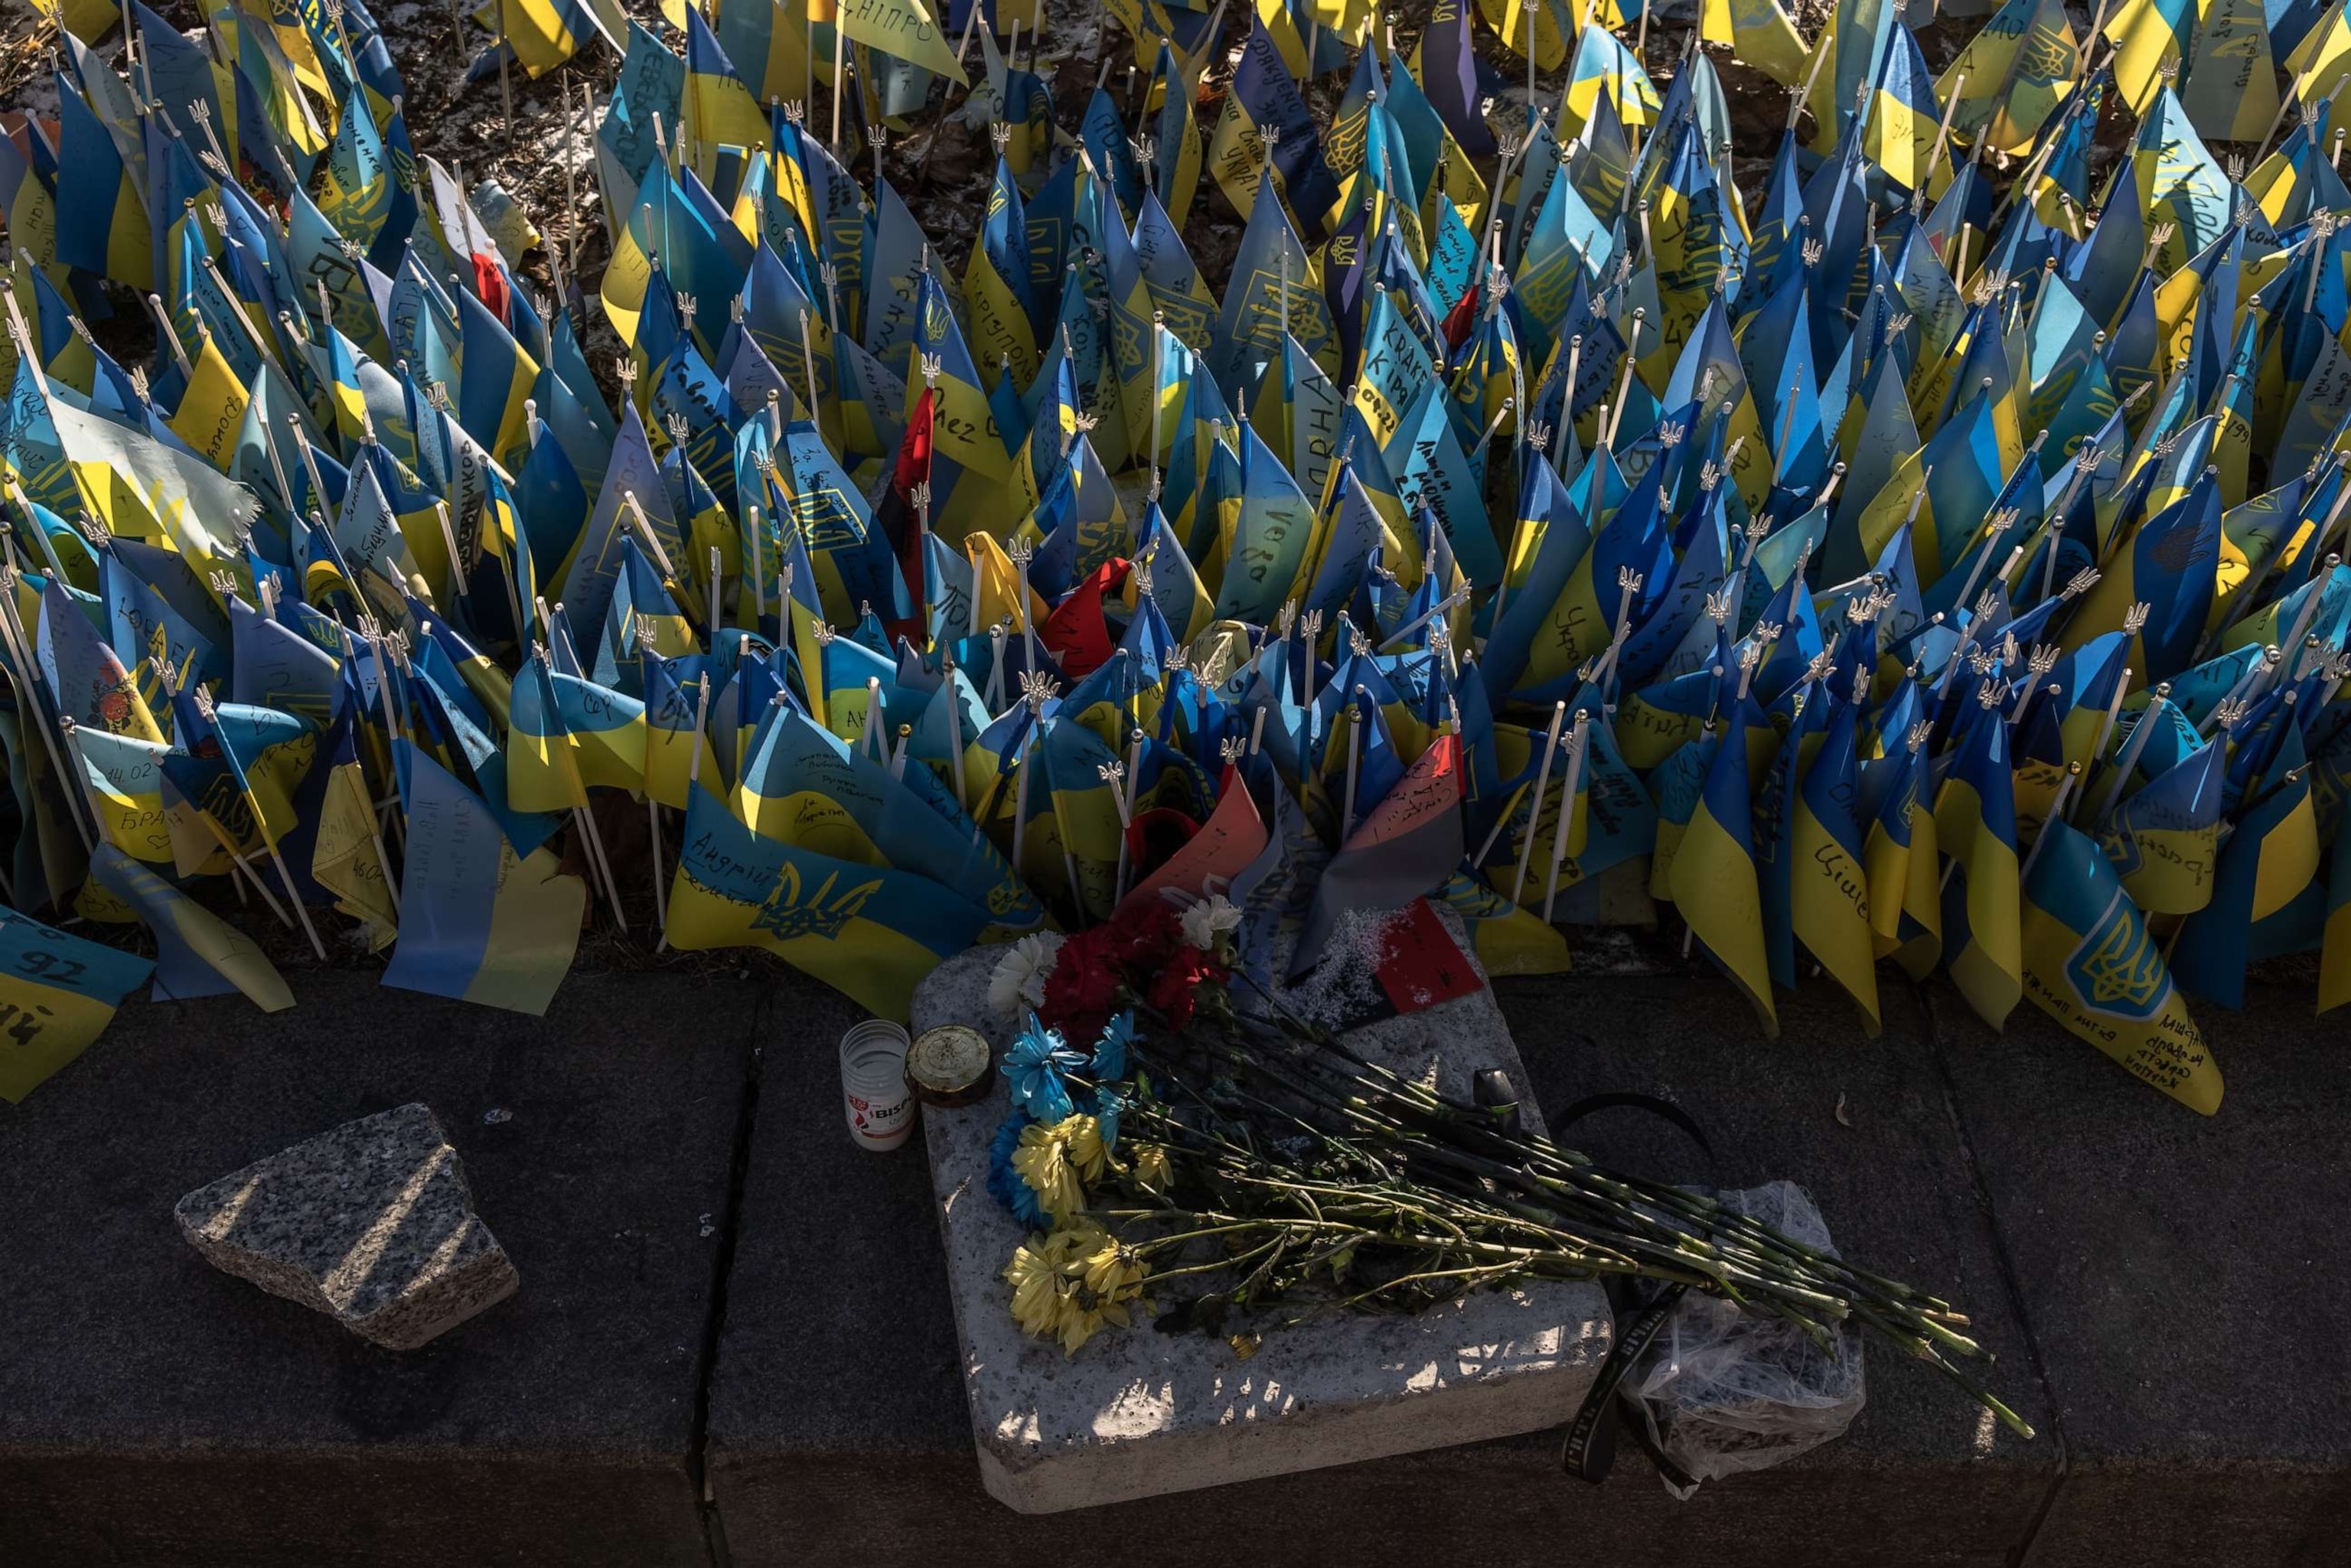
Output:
[
  {"xmin": 986, "ymin": 1111, "xmax": 1048, "ymax": 1229},
  {"xmin": 1092, "ymin": 1011, "xmax": 1136, "ymax": 1082},
  {"xmin": 1004, "ymin": 1013, "xmax": 1082, "ymax": 1123},
  {"xmin": 1091, "ymin": 1087, "xmax": 1126, "ymax": 1152}
]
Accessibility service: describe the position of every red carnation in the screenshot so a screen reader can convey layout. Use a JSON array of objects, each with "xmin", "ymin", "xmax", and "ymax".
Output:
[
  {"xmin": 1039, "ymin": 936, "xmax": 1123, "ymax": 1036},
  {"xmin": 1147, "ymin": 944, "xmax": 1226, "ymax": 1031}
]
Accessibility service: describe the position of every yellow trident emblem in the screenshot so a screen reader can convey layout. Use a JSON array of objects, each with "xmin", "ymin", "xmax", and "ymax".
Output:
[{"xmin": 2069, "ymin": 901, "xmax": 2167, "ymax": 1022}]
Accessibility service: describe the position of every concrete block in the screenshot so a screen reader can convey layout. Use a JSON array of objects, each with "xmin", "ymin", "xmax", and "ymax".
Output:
[
  {"xmin": 908, "ymin": 940, "xmax": 1612, "ymax": 1514},
  {"xmin": 175, "ymin": 1102, "xmax": 518, "ymax": 1350}
]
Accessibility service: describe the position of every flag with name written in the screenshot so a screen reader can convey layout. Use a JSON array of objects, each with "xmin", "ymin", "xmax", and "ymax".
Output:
[{"xmin": 0, "ymin": 903, "xmax": 153, "ymax": 1102}]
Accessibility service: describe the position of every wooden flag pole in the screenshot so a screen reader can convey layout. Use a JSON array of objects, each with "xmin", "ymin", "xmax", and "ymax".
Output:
[
  {"xmin": 0, "ymin": 575, "xmax": 99, "ymax": 850},
  {"xmin": 657, "ymin": 675, "xmax": 712, "ymax": 953},
  {"xmin": 748, "ymin": 504, "xmax": 766, "ymax": 626},
  {"xmin": 830, "ymin": 8, "xmax": 849, "ymax": 149},
  {"xmin": 648, "ymin": 791, "xmax": 668, "ymax": 930},
  {"xmin": 708, "ymin": 544, "xmax": 724, "ymax": 642},
  {"xmin": 1103, "ymin": 758, "xmax": 1133, "ymax": 905},
  {"xmin": 1541, "ymin": 712, "xmax": 1590, "ymax": 924},
  {"xmin": 434, "ymin": 500, "xmax": 473, "ymax": 616},
  {"xmin": 574, "ymin": 800, "xmax": 630, "ymax": 932},
  {"xmin": 1340, "ymin": 687, "xmax": 1367, "ymax": 843},
  {"xmin": 1511, "ymin": 701, "xmax": 1567, "ymax": 905},
  {"xmin": 560, "ymin": 81, "xmax": 584, "ymax": 279}
]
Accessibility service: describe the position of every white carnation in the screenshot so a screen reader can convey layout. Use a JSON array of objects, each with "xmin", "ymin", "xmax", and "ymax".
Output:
[
  {"xmin": 987, "ymin": 933, "xmax": 1066, "ymax": 1020},
  {"xmin": 1179, "ymin": 895, "xmax": 1243, "ymax": 950}
]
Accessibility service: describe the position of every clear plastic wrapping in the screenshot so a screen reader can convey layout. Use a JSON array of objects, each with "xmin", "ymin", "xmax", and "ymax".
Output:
[{"xmin": 1625, "ymin": 1181, "xmax": 1867, "ymax": 1498}]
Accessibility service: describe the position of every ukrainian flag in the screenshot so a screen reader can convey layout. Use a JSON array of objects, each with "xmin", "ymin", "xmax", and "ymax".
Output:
[
  {"xmin": 2105, "ymin": 0, "xmax": 2197, "ymax": 113},
  {"xmin": 2097, "ymin": 738, "xmax": 2225, "ymax": 914},
  {"xmin": 1792, "ymin": 697, "xmax": 1881, "ymax": 1034},
  {"xmin": 510, "ymin": 653, "xmax": 649, "ymax": 813},
  {"xmin": 473, "ymin": 467, "xmax": 538, "ymax": 645},
  {"xmin": 68, "ymin": 726, "xmax": 175, "ymax": 866},
  {"xmin": 915, "ymin": 270, "xmax": 1013, "ymax": 487},
  {"xmin": 1515, "ymin": 480, "xmax": 1673, "ymax": 693},
  {"xmin": 88, "ymin": 839, "xmax": 295, "ymax": 1011},
  {"xmin": 0, "ymin": 902, "xmax": 153, "ymax": 1103},
  {"xmin": 2062, "ymin": 473, "xmax": 2221, "ymax": 683},
  {"xmin": 382, "ymin": 741, "xmax": 585, "ymax": 1016},
  {"xmin": 745, "ymin": 701, "xmax": 1045, "ymax": 930},
  {"xmin": 710, "ymin": 0, "xmax": 807, "ymax": 103},
  {"xmin": 310, "ymin": 710, "xmax": 398, "ymax": 946},
  {"xmin": 457, "ymin": 288, "xmax": 544, "ymax": 473},
  {"xmin": 1861, "ymin": 18, "xmax": 1943, "ymax": 197},
  {"xmin": 1215, "ymin": 420, "xmax": 1319, "ymax": 626},
  {"xmin": 1562, "ymin": 21, "xmax": 1659, "ymax": 133},
  {"xmin": 51, "ymin": 77, "xmax": 152, "ymax": 292},
  {"xmin": 2322, "ymin": 811, "xmax": 2351, "ymax": 1016},
  {"xmin": 1863, "ymin": 735, "xmax": 1942, "ymax": 980},
  {"xmin": 1131, "ymin": 507, "xmax": 1216, "ymax": 646},
  {"xmin": 1935, "ymin": 710, "xmax": 2024, "ymax": 1029},
  {"xmin": 2053, "ymin": 631, "xmax": 2134, "ymax": 771},
  {"xmin": 2023, "ymin": 820, "xmax": 2222, "ymax": 1113},
  {"xmin": 667, "ymin": 783, "xmax": 993, "ymax": 1021},
  {"xmin": 479, "ymin": 0, "xmax": 614, "ymax": 75},
  {"xmin": 1670, "ymin": 702, "xmax": 1778, "ymax": 1038},
  {"xmin": 680, "ymin": 9, "xmax": 771, "ymax": 180},
  {"xmin": 643, "ymin": 650, "xmax": 721, "ymax": 810},
  {"xmin": 319, "ymin": 86, "xmax": 404, "ymax": 260},
  {"xmin": 966, "ymin": 158, "xmax": 1041, "ymax": 389},
  {"xmin": 1129, "ymin": 40, "xmax": 1200, "ymax": 228}
]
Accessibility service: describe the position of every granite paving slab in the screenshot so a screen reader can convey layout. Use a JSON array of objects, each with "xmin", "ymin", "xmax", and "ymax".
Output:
[
  {"xmin": 1929, "ymin": 983, "xmax": 2351, "ymax": 1568},
  {"xmin": 0, "ymin": 968, "xmax": 761, "ymax": 1568},
  {"xmin": 176, "ymin": 1102, "xmax": 519, "ymax": 1349}
]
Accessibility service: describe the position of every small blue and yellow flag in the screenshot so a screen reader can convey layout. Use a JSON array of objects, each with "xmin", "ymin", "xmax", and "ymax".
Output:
[
  {"xmin": 1792, "ymin": 695, "xmax": 1881, "ymax": 1033},
  {"xmin": 667, "ymin": 781, "xmax": 993, "ymax": 1020},
  {"xmin": 1935, "ymin": 703, "xmax": 2024, "ymax": 1029},
  {"xmin": 382, "ymin": 739, "xmax": 586, "ymax": 1016},
  {"xmin": 2023, "ymin": 819, "xmax": 2223, "ymax": 1113},
  {"xmin": 0, "ymin": 901, "xmax": 155, "ymax": 1102},
  {"xmin": 89, "ymin": 840, "xmax": 295, "ymax": 1012},
  {"xmin": 1863, "ymin": 730, "xmax": 1943, "ymax": 980},
  {"xmin": 2096, "ymin": 736, "xmax": 2225, "ymax": 915},
  {"xmin": 1670, "ymin": 701, "xmax": 1778, "ymax": 1037},
  {"xmin": 2174, "ymin": 725, "xmax": 2322, "ymax": 1006},
  {"xmin": 509, "ymin": 653, "xmax": 650, "ymax": 813}
]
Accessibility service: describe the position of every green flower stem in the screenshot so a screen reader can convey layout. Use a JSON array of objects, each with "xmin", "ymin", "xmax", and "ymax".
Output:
[{"xmin": 1068, "ymin": 990, "xmax": 2015, "ymax": 1431}]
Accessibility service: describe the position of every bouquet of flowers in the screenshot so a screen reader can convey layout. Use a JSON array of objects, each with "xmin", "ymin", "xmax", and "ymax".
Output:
[{"xmin": 980, "ymin": 898, "xmax": 2030, "ymax": 1440}]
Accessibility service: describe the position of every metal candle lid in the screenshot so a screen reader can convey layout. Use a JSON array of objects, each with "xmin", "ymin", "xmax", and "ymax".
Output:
[{"xmin": 906, "ymin": 1025, "xmax": 995, "ymax": 1107}]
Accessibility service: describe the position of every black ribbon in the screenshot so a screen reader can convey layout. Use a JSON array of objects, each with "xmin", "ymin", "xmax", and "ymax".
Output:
[{"xmin": 1550, "ymin": 1092, "xmax": 1717, "ymax": 1488}]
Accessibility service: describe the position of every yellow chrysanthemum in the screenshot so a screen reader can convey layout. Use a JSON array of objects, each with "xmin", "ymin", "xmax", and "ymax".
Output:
[
  {"xmin": 1053, "ymin": 1290, "xmax": 1132, "ymax": 1356},
  {"xmin": 1003, "ymin": 1234, "xmax": 1067, "ymax": 1339},
  {"xmin": 1003, "ymin": 1224, "xmax": 1101, "ymax": 1332},
  {"xmin": 1080, "ymin": 1234, "xmax": 1149, "ymax": 1303},
  {"xmin": 1002, "ymin": 1222, "xmax": 1133, "ymax": 1356},
  {"xmin": 1010, "ymin": 1121, "xmax": 1085, "ymax": 1220},
  {"xmin": 1051, "ymin": 1222, "xmax": 1131, "ymax": 1355},
  {"xmin": 1061, "ymin": 1113, "xmax": 1113, "ymax": 1182},
  {"xmin": 1130, "ymin": 1144, "xmax": 1173, "ymax": 1194}
]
